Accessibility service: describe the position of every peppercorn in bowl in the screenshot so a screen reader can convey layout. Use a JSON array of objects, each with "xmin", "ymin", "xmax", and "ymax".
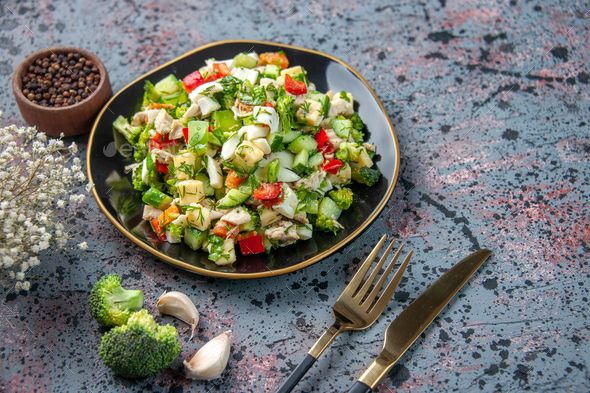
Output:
[{"xmin": 12, "ymin": 47, "xmax": 112, "ymax": 136}]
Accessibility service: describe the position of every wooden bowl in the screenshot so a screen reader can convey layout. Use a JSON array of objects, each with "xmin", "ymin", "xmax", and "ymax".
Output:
[{"xmin": 12, "ymin": 47, "xmax": 112, "ymax": 137}]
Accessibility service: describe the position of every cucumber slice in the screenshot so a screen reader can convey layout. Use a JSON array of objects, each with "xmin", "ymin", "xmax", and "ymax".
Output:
[
  {"xmin": 288, "ymin": 135, "xmax": 317, "ymax": 154},
  {"xmin": 263, "ymin": 64, "xmax": 281, "ymax": 79},
  {"xmin": 184, "ymin": 227, "xmax": 207, "ymax": 250},
  {"xmin": 277, "ymin": 167, "xmax": 301, "ymax": 182},
  {"xmin": 308, "ymin": 152, "xmax": 324, "ymax": 168},
  {"xmin": 233, "ymin": 53, "xmax": 258, "ymax": 68},
  {"xmin": 217, "ymin": 186, "xmax": 252, "ymax": 209},
  {"xmin": 267, "ymin": 158, "xmax": 280, "ymax": 182},
  {"xmin": 318, "ymin": 197, "xmax": 342, "ymax": 220},
  {"xmin": 282, "ymin": 130, "xmax": 301, "ymax": 144},
  {"xmin": 296, "ymin": 224, "xmax": 313, "ymax": 240},
  {"xmin": 213, "ymin": 110, "xmax": 242, "ymax": 135},
  {"xmin": 270, "ymin": 151, "xmax": 294, "ymax": 169},
  {"xmin": 292, "ymin": 149, "xmax": 309, "ymax": 176},
  {"xmin": 142, "ymin": 187, "xmax": 173, "ymax": 210},
  {"xmin": 154, "ymin": 74, "xmax": 180, "ymax": 95},
  {"xmin": 194, "ymin": 173, "xmax": 214, "ymax": 196}
]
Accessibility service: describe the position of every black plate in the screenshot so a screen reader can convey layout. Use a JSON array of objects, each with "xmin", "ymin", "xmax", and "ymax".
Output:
[{"xmin": 87, "ymin": 40, "xmax": 399, "ymax": 279}]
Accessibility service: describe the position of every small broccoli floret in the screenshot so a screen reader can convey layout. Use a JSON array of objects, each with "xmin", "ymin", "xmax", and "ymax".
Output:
[
  {"xmin": 132, "ymin": 166, "xmax": 147, "ymax": 192},
  {"xmin": 315, "ymin": 214, "xmax": 343, "ymax": 234},
  {"xmin": 133, "ymin": 127, "xmax": 151, "ymax": 162},
  {"xmin": 349, "ymin": 113, "xmax": 365, "ymax": 143},
  {"xmin": 113, "ymin": 116, "xmax": 143, "ymax": 145},
  {"xmin": 99, "ymin": 310, "xmax": 180, "ymax": 378},
  {"xmin": 89, "ymin": 274, "xmax": 144, "ymax": 328},
  {"xmin": 328, "ymin": 188, "xmax": 353, "ymax": 210},
  {"xmin": 351, "ymin": 167, "xmax": 381, "ymax": 187}
]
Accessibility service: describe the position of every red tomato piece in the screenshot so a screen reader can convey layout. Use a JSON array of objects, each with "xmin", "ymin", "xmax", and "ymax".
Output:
[
  {"xmin": 212, "ymin": 220, "xmax": 237, "ymax": 239},
  {"xmin": 264, "ymin": 101, "xmax": 274, "ymax": 108},
  {"xmin": 323, "ymin": 159, "xmax": 344, "ymax": 174},
  {"xmin": 259, "ymin": 52, "xmax": 289, "ymax": 69},
  {"xmin": 284, "ymin": 74, "xmax": 307, "ymax": 95},
  {"xmin": 253, "ymin": 183, "xmax": 282, "ymax": 201},
  {"xmin": 155, "ymin": 162, "xmax": 169, "ymax": 174},
  {"xmin": 213, "ymin": 62, "xmax": 230, "ymax": 76},
  {"xmin": 182, "ymin": 127, "xmax": 189, "ymax": 144},
  {"xmin": 182, "ymin": 70, "xmax": 204, "ymax": 92},
  {"xmin": 150, "ymin": 218, "xmax": 167, "ymax": 241},
  {"xmin": 261, "ymin": 196, "xmax": 283, "ymax": 207},
  {"xmin": 238, "ymin": 233, "xmax": 265, "ymax": 255},
  {"xmin": 315, "ymin": 128, "xmax": 329, "ymax": 148}
]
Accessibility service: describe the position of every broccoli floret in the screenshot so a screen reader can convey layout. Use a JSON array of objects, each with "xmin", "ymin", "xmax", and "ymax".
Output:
[
  {"xmin": 349, "ymin": 113, "xmax": 365, "ymax": 143},
  {"xmin": 315, "ymin": 214, "xmax": 343, "ymax": 234},
  {"xmin": 113, "ymin": 116, "xmax": 143, "ymax": 145},
  {"xmin": 99, "ymin": 310, "xmax": 180, "ymax": 378},
  {"xmin": 142, "ymin": 80, "xmax": 160, "ymax": 107},
  {"xmin": 133, "ymin": 127, "xmax": 151, "ymax": 162},
  {"xmin": 351, "ymin": 167, "xmax": 381, "ymax": 187},
  {"xmin": 328, "ymin": 187, "xmax": 353, "ymax": 210},
  {"xmin": 132, "ymin": 166, "xmax": 147, "ymax": 192},
  {"xmin": 89, "ymin": 274, "xmax": 144, "ymax": 328}
]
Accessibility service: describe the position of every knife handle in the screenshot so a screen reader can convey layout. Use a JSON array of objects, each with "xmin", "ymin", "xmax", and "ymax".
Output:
[
  {"xmin": 276, "ymin": 354, "xmax": 317, "ymax": 393},
  {"xmin": 348, "ymin": 381, "xmax": 372, "ymax": 393}
]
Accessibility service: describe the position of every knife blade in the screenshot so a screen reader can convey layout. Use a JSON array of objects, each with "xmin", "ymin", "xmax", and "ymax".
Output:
[{"xmin": 348, "ymin": 249, "xmax": 492, "ymax": 392}]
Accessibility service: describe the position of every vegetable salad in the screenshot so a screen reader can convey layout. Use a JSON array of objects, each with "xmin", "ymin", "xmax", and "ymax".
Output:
[{"xmin": 113, "ymin": 50, "xmax": 381, "ymax": 265}]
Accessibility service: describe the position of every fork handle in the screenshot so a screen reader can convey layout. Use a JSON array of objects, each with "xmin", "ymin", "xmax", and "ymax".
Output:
[
  {"xmin": 276, "ymin": 354, "xmax": 317, "ymax": 393},
  {"xmin": 348, "ymin": 381, "xmax": 372, "ymax": 393}
]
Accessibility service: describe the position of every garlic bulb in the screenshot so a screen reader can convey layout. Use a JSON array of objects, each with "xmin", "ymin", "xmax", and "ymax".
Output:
[
  {"xmin": 156, "ymin": 291, "xmax": 199, "ymax": 339},
  {"xmin": 184, "ymin": 330, "xmax": 232, "ymax": 380}
]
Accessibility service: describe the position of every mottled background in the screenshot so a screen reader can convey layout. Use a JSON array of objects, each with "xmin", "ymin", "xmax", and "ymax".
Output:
[{"xmin": 1, "ymin": 1, "xmax": 589, "ymax": 392}]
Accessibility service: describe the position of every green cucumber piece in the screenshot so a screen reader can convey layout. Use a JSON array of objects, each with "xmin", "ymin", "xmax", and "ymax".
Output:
[
  {"xmin": 212, "ymin": 110, "xmax": 242, "ymax": 135},
  {"xmin": 233, "ymin": 53, "xmax": 258, "ymax": 68},
  {"xmin": 194, "ymin": 173, "xmax": 214, "ymax": 196},
  {"xmin": 292, "ymin": 149, "xmax": 309, "ymax": 175},
  {"xmin": 154, "ymin": 74, "xmax": 180, "ymax": 95},
  {"xmin": 263, "ymin": 64, "xmax": 280, "ymax": 79},
  {"xmin": 184, "ymin": 227, "xmax": 207, "ymax": 250},
  {"xmin": 267, "ymin": 158, "xmax": 280, "ymax": 183},
  {"xmin": 142, "ymin": 187, "xmax": 173, "ymax": 210},
  {"xmin": 217, "ymin": 186, "xmax": 252, "ymax": 209},
  {"xmin": 308, "ymin": 152, "xmax": 324, "ymax": 168},
  {"xmin": 288, "ymin": 135, "xmax": 317, "ymax": 154},
  {"xmin": 318, "ymin": 197, "xmax": 342, "ymax": 220},
  {"xmin": 282, "ymin": 130, "xmax": 301, "ymax": 144}
]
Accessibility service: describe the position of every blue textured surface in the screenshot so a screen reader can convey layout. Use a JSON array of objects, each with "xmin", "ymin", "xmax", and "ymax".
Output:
[{"xmin": 1, "ymin": 1, "xmax": 589, "ymax": 392}]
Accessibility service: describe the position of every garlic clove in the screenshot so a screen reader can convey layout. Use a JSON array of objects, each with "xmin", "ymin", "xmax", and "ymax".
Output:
[
  {"xmin": 156, "ymin": 291, "xmax": 199, "ymax": 340},
  {"xmin": 184, "ymin": 330, "xmax": 232, "ymax": 380}
]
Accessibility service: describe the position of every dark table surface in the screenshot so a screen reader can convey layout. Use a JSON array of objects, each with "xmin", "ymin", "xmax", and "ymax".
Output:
[{"xmin": 1, "ymin": 1, "xmax": 589, "ymax": 392}]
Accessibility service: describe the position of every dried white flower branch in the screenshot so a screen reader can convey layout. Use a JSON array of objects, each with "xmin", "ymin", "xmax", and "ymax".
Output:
[{"xmin": 0, "ymin": 114, "xmax": 87, "ymax": 291}]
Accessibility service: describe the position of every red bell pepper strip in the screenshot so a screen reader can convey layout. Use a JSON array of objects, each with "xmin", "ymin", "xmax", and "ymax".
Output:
[
  {"xmin": 323, "ymin": 159, "xmax": 344, "ymax": 174},
  {"xmin": 149, "ymin": 133, "xmax": 179, "ymax": 151},
  {"xmin": 182, "ymin": 70, "xmax": 205, "ymax": 92},
  {"xmin": 182, "ymin": 127, "xmax": 189, "ymax": 144},
  {"xmin": 284, "ymin": 74, "xmax": 307, "ymax": 95},
  {"xmin": 253, "ymin": 182, "xmax": 282, "ymax": 201},
  {"xmin": 150, "ymin": 218, "xmax": 167, "ymax": 241},
  {"xmin": 238, "ymin": 233, "xmax": 265, "ymax": 255}
]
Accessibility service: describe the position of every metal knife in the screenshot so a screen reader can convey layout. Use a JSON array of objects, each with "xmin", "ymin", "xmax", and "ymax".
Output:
[{"xmin": 348, "ymin": 249, "xmax": 492, "ymax": 393}]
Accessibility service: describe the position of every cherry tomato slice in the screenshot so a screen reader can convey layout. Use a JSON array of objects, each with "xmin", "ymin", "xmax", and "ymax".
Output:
[
  {"xmin": 253, "ymin": 182, "xmax": 282, "ymax": 200},
  {"xmin": 284, "ymin": 74, "xmax": 307, "ymax": 95}
]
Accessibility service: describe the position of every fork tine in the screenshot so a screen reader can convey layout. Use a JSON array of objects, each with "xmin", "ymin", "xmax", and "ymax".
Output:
[
  {"xmin": 346, "ymin": 235, "xmax": 387, "ymax": 293},
  {"xmin": 360, "ymin": 243, "xmax": 405, "ymax": 308},
  {"xmin": 368, "ymin": 250, "xmax": 413, "ymax": 315},
  {"xmin": 354, "ymin": 239, "xmax": 397, "ymax": 299}
]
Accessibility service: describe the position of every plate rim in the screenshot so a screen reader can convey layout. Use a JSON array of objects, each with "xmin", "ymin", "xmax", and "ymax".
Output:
[{"xmin": 86, "ymin": 39, "xmax": 400, "ymax": 279}]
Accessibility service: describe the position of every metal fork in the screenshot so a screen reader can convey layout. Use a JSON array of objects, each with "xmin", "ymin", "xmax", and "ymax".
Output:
[{"xmin": 276, "ymin": 235, "xmax": 413, "ymax": 393}]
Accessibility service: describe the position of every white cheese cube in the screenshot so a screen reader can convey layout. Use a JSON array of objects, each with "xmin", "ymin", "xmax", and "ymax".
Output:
[
  {"xmin": 234, "ymin": 140, "xmax": 265, "ymax": 168},
  {"xmin": 241, "ymin": 125, "xmax": 269, "ymax": 140},
  {"xmin": 259, "ymin": 208, "xmax": 281, "ymax": 227},
  {"xmin": 177, "ymin": 180, "xmax": 205, "ymax": 205},
  {"xmin": 328, "ymin": 91, "xmax": 354, "ymax": 117},
  {"xmin": 173, "ymin": 152, "xmax": 198, "ymax": 180},
  {"xmin": 187, "ymin": 205, "xmax": 212, "ymax": 231},
  {"xmin": 280, "ymin": 65, "xmax": 304, "ymax": 76}
]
